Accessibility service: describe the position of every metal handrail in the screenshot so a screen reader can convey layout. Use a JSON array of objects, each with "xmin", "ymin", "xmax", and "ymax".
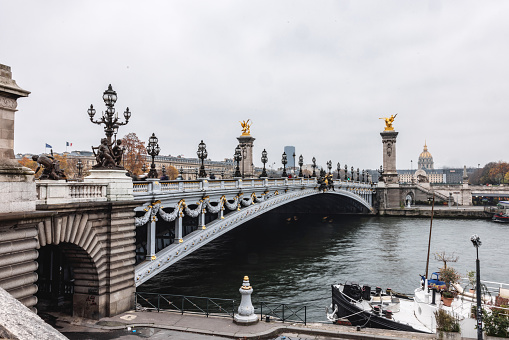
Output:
[
  {"xmin": 135, "ymin": 292, "xmax": 235, "ymax": 318},
  {"xmin": 259, "ymin": 301, "xmax": 307, "ymax": 325}
]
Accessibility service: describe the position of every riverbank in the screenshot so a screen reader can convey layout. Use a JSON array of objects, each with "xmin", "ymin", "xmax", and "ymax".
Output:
[
  {"xmin": 54, "ymin": 310, "xmax": 436, "ymax": 339},
  {"xmin": 378, "ymin": 205, "xmax": 492, "ymax": 218}
]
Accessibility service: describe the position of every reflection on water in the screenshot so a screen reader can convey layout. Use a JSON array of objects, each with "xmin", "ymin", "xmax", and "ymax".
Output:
[{"xmin": 141, "ymin": 213, "xmax": 509, "ymax": 321}]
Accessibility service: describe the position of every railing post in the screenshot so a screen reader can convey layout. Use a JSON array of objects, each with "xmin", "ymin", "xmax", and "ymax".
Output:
[
  {"xmin": 146, "ymin": 219, "xmax": 156, "ymax": 261},
  {"xmin": 260, "ymin": 302, "xmax": 263, "ymax": 321},
  {"xmin": 221, "ymin": 180, "xmax": 225, "ymax": 189},
  {"xmin": 201, "ymin": 179, "xmax": 209, "ymax": 191},
  {"xmin": 157, "ymin": 294, "xmax": 160, "ymax": 312},
  {"xmin": 175, "ymin": 208, "xmax": 183, "ymax": 244},
  {"xmin": 282, "ymin": 304, "xmax": 285, "ymax": 323},
  {"xmin": 178, "ymin": 181, "xmax": 184, "ymax": 192},
  {"xmin": 304, "ymin": 306, "xmax": 307, "ymax": 325},
  {"xmin": 206, "ymin": 298, "xmax": 209, "ymax": 317},
  {"xmin": 182, "ymin": 296, "xmax": 185, "ymax": 315}
]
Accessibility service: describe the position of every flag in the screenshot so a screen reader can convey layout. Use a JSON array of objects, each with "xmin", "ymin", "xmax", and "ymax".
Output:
[
  {"xmin": 45, "ymin": 143, "xmax": 52, "ymax": 148},
  {"xmin": 66, "ymin": 142, "xmax": 72, "ymax": 146}
]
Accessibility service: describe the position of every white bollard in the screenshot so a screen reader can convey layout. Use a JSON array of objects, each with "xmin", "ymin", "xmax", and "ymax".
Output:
[{"xmin": 233, "ymin": 276, "xmax": 259, "ymax": 325}]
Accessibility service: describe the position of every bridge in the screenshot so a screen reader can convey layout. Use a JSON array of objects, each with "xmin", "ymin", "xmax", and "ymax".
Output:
[
  {"xmin": 131, "ymin": 177, "xmax": 374, "ymax": 286},
  {"xmin": 2, "ymin": 65, "xmax": 506, "ymax": 325}
]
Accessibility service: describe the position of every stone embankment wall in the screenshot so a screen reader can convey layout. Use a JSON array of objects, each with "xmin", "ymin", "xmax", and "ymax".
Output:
[
  {"xmin": 0, "ymin": 200, "xmax": 137, "ymax": 319},
  {"xmin": 379, "ymin": 208, "xmax": 491, "ymax": 218}
]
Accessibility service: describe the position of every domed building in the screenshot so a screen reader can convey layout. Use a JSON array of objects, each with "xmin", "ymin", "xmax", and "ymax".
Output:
[{"xmin": 418, "ymin": 142, "xmax": 434, "ymax": 170}]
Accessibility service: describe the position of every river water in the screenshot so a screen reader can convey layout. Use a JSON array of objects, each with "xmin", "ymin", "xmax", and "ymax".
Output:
[{"xmin": 140, "ymin": 213, "xmax": 509, "ymax": 321}]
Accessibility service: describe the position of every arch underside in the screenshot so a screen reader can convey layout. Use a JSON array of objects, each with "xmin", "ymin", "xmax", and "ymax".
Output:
[{"xmin": 135, "ymin": 188, "xmax": 373, "ymax": 286}]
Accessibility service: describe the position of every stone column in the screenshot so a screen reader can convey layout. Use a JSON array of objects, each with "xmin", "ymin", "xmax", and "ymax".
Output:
[
  {"xmin": 237, "ymin": 135, "xmax": 255, "ymax": 178},
  {"xmin": 380, "ymin": 131, "xmax": 399, "ymax": 184},
  {"xmin": 0, "ymin": 64, "xmax": 35, "ymax": 213}
]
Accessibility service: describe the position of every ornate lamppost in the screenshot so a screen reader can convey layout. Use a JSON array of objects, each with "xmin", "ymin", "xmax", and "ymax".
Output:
[
  {"xmin": 197, "ymin": 140, "xmax": 208, "ymax": 178},
  {"xmin": 260, "ymin": 149, "xmax": 268, "ymax": 178},
  {"xmin": 146, "ymin": 133, "xmax": 160, "ymax": 179},
  {"xmin": 362, "ymin": 169, "xmax": 365, "ymax": 183},
  {"xmin": 378, "ymin": 165, "xmax": 384, "ymax": 181},
  {"xmin": 177, "ymin": 167, "xmax": 184, "ymax": 180},
  {"xmin": 76, "ymin": 159, "xmax": 83, "ymax": 179},
  {"xmin": 281, "ymin": 152, "xmax": 288, "ymax": 178},
  {"xmin": 312, "ymin": 157, "xmax": 317, "ymax": 177},
  {"xmin": 327, "ymin": 160, "xmax": 332, "ymax": 175},
  {"xmin": 298, "ymin": 155, "xmax": 304, "ymax": 177},
  {"xmin": 357, "ymin": 168, "xmax": 360, "ymax": 182},
  {"xmin": 351, "ymin": 166, "xmax": 354, "ymax": 181},
  {"xmin": 337, "ymin": 162, "xmax": 341, "ymax": 180},
  {"xmin": 87, "ymin": 84, "xmax": 131, "ymax": 169},
  {"xmin": 344, "ymin": 164, "xmax": 348, "ymax": 180},
  {"xmin": 471, "ymin": 234, "xmax": 483, "ymax": 340},
  {"xmin": 234, "ymin": 145, "xmax": 242, "ymax": 178}
]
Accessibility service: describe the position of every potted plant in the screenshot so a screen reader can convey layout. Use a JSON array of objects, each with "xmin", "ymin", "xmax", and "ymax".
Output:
[
  {"xmin": 439, "ymin": 266, "xmax": 460, "ymax": 307},
  {"xmin": 435, "ymin": 307, "xmax": 461, "ymax": 339},
  {"xmin": 434, "ymin": 251, "xmax": 460, "ymax": 307},
  {"xmin": 482, "ymin": 307, "xmax": 509, "ymax": 338}
]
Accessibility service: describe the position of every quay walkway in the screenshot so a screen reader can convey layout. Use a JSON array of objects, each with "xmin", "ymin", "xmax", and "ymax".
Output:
[{"xmin": 55, "ymin": 310, "xmax": 436, "ymax": 340}]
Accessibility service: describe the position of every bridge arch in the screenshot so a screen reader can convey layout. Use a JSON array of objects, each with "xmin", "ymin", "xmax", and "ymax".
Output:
[
  {"xmin": 135, "ymin": 186, "xmax": 374, "ymax": 286},
  {"xmin": 33, "ymin": 202, "xmax": 137, "ymax": 319}
]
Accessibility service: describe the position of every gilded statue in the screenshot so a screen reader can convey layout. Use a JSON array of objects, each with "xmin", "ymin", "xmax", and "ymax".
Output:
[
  {"xmin": 379, "ymin": 113, "xmax": 398, "ymax": 131},
  {"xmin": 239, "ymin": 119, "xmax": 252, "ymax": 136}
]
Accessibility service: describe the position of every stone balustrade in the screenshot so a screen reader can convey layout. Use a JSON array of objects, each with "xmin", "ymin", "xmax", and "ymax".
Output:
[{"xmin": 36, "ymin": 181, "xmax": 108, "ymax": 205}]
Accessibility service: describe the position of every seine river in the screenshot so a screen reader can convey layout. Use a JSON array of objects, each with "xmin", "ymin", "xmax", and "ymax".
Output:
[{"xmin": 140, "ymin": 213, "xmax": 509, "ymax": 321}]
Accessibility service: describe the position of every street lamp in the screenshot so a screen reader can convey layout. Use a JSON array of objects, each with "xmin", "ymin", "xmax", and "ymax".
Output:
[
  {"xmin": 76, "ymin": 159, "xmax": 83, "ymax": 179},
  {"xmin": 177, "ymin": 167, "xmax": 183, "ymax": 180},
  {"xmin": 88, "ymin": 84, "xmax": 131, "ymax": 147},
  {"xmin": 197, "ymin": 140, "xmax": 208, "ymax": 178},
  {"xmin": 357, "ymin": 168, "xmax": 360, "ymax": 182},
  {"xmin": 337, "ymin": 162, "xmax": 341, "ymax": 180},
  {"xmin": 362, "ymin": 169, "xmax": 365, "ymax": 183},
  {"xmin": 312, "ymin": 157, "xmax": 317, "ymax": 177},
  {"xmin": 298, "ymin": 155, "xmax": 304, "ymax": 178},
  {"xmin": 471, "ymin": 234, "xmax": 483, "ymax": 340},
  {"xmin": 378, "ymin": 165, "xmax": 384, "ymax": 181},
  {"xmin": 261, "ymin": 149, "xmax": 268, "ymax": 178},
  {"xmin": 327, "ymin": 160, "xmax": 332, "ymax": 175},
  {"xmin": 281, "ymin": 152, "xmax": 288, "ymax": 178},
  {"xmin": 351, "ymin": 166, "xmax": 354, "ymax": 181},
  {"xmin": 146, "ymin": 133, "xmax": 160, "ymax": 179},
  {"xmin": 234, "ymin": 145, "xmax": 242, "ymax": 178},
  {"xmin": 344, "ymin": 164, "xmax": 348, "ymax": 180}
]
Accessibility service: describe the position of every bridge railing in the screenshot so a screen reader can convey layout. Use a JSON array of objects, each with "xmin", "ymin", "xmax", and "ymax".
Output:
[
  {"xmin": 259, "ymin": 301, "xmax": 307, "ymax": 325},
  {"xmin": 135, "ymin": 292, "xmax": 235, "ymax": 318},
  {"xmin": 36, "ymin": 181, "xmax": 108, "ymax": 205},
  {"xmin": 132, "ymin": 177, "xmax": 324, "ymax": 196}
]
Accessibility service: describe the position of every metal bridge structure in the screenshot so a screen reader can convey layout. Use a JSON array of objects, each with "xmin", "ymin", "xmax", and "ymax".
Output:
[{"xmin": 132, "ymin": 177, "xmax": 375, "ymax": 286}]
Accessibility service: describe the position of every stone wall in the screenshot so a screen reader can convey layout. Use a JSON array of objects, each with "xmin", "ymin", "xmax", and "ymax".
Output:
[{"xmin": 0, "ymin": 200, "xmax": 138, "ymax": 319}]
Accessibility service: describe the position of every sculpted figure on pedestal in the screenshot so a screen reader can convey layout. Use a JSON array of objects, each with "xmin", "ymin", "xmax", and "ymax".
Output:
[
  {"xmin": 32, "ymin": 154, "xmax": 66, "ymax": 180},
  {"xmin": 379, "ymin": 113, "xmax": 398, "ymax": 131},
  {"xmin": 92, "ymin": 138, "xmax": 117, "ymax": 169}
]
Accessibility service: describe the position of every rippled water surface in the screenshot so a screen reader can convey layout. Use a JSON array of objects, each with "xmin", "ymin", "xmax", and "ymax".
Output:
[{"xmin": 141, "ymin": 213, "xmax": 509, "ymax": 321}]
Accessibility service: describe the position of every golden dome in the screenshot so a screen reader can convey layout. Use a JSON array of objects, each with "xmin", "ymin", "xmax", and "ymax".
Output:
[{"xmin": 419, "ymin": 142, "xmax": 433, "ymax": 159}]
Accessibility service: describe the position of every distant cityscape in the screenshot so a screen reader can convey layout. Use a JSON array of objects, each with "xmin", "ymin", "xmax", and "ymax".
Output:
[{"xmin": 17, "ymin": 141, "xmax": 476, "ymax": 183}]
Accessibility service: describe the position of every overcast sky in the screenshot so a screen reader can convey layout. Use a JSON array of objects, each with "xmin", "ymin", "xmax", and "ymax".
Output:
[{"xmin": 2, "ymin": 0, "xmax": 508, "ymax": 170}]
